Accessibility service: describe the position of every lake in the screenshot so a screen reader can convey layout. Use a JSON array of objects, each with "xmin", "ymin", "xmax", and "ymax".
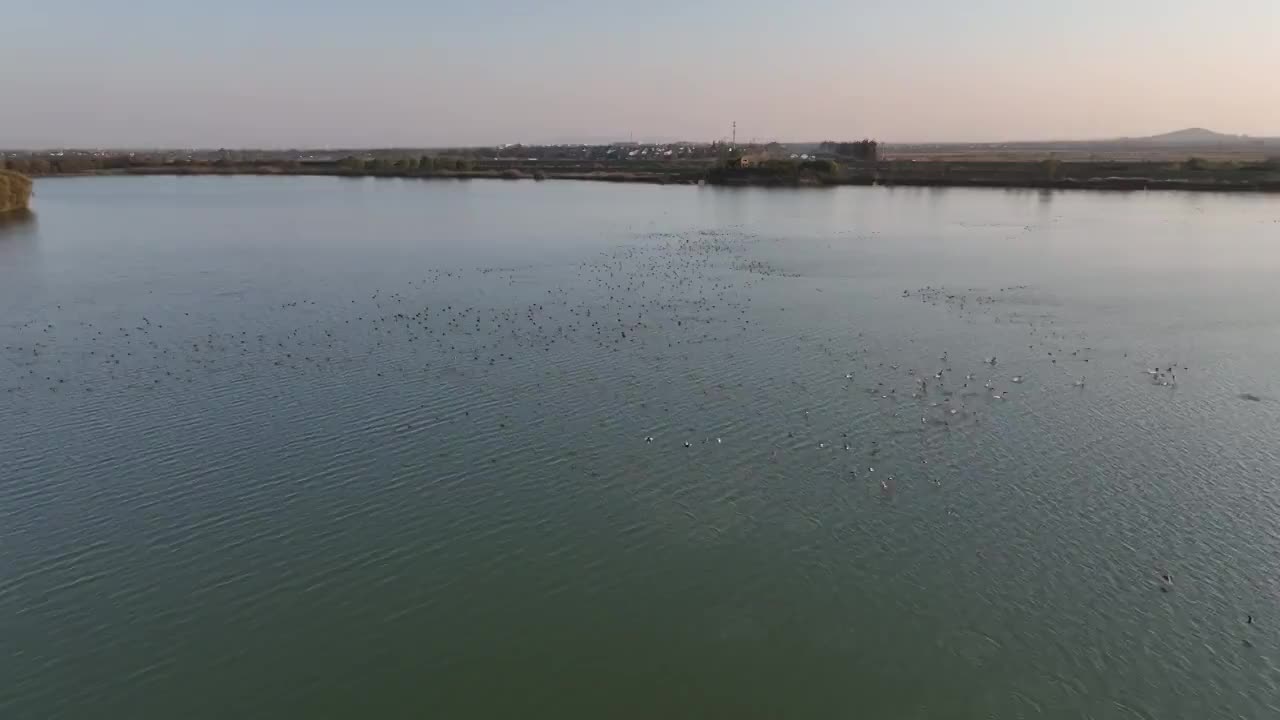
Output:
[{"xmin": 2, "ymin": 176, "xmax": 1279, "ymax": 718}]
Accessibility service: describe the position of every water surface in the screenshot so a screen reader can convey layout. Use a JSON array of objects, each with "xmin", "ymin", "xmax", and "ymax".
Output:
[{"xmin": 3, "ymin": 177, "xmax": 1279, "ymax": 718}]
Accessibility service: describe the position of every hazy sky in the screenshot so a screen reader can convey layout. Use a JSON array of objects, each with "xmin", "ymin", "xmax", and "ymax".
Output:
[{"xmin": 3, "ymin": 0, "xmax": 1277, "ymax": 147}]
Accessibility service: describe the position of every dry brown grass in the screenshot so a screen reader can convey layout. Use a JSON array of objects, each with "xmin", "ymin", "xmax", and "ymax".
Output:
[{"xmin": 1, "ymin": 170, "xmax": 33, "ymax": 213}]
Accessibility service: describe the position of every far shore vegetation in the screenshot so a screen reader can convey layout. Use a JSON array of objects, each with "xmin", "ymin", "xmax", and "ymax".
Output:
[{"xmin": 5, "ymin": 141, "xmax": 1280, "ymax": 193}]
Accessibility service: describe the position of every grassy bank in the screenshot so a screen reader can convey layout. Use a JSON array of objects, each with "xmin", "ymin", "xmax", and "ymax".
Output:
[
  {"xmin": 0, "ymin": 170, "xmax": 33, "ymax": 213},
  {"xmin": 109, "ymin": 164, "xmax": 706, "ymax": 185},
  {"xmin": 31, "ymin": 158, "xmax": 1280, "ymax": 193},
  {"xmin": 708, "ymin": 157, "xmax": 1280, "ymax": 192},
  {"xmin": 850, "ymin": 157, "xmax": 1280, "ymax": 192}
]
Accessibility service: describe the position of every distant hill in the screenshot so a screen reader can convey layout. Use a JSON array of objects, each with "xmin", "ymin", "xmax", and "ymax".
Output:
[
  {"xmin": 879, "ymin": 128, "xmax": 1280, "ymax": 161},
  {"xmin": 1130, "ymin": 128, "xmax": 1274, "ymax": 146}
]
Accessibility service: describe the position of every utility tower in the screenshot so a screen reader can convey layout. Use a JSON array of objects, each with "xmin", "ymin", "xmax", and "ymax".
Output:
[{"xmin": 731, "ymin": 121, "xmax": 737, "ymax": 147}]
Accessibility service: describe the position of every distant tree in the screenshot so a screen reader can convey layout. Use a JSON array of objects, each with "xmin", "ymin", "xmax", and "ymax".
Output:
[
  {"xmin": 419, "ymin": 155, "xmax": 434, "ymax": 172},
  {"xmin": 820, "ymin": 140, "xmax": 879, "ymax": 162},
  {"xmin": 1041, "ymin": 157, "xmax": 1062, "ymax": 181},
  {"xmin": 1184, "ymin": 157, "xmax": 1209, "ymax": 171},
  {"xmin": 99, "ymin": 155, "xmax": 130, "ymax": 170},
  {"xmin": 800, "ymin": 158, "xmax": 839, "ymax": 174}
]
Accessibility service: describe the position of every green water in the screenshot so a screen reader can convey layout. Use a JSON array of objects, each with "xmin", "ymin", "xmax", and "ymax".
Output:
[{"xmin": 2, "ymin": 177, "xmax": 1279, "ymax": 718}]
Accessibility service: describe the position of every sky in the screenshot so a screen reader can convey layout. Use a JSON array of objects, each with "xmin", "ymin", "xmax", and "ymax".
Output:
[{"xmin": 2, "ymin": 0, "xmax": 1278, "ymax": 148}]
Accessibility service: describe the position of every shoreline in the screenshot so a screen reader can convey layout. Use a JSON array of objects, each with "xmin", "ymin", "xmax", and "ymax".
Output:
[{"xmin": 27, "ymin": 163, "xmax": 1280, "ymax": 194}]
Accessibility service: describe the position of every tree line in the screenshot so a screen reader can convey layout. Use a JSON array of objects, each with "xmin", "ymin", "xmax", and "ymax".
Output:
[
  {"xmin": 336, "ymin": 156, "xmax": 477, "ymax": 173},
  {"xmin": 0, "ymin": 153, "xmax": 215, "ymax": 174},
  {"xmin": 0, "ymin": 153, "xmax": 484, "ymax": 176},
  {"xmin": 818, "ymin": 140, "xmax": 879, "ymax": 161},
  {"xmin": 2, "ymin": 155, "xmax": 130, "ymax": 174}
]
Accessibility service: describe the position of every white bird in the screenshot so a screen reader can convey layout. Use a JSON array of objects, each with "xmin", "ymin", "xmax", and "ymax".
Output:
[
  {"xmin": 1012, "ymin": 376, "xmax": 1023, "ymax": 383},
  {"xmin": 1073, "ymin": 376, "xmax": 1085, "ymax": 387}
]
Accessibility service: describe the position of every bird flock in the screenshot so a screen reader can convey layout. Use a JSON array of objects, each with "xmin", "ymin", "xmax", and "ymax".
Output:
[
  {"xmin": 3, "ymin": 229, "xmax": 1200, "ymax": 454},
  {"xmin": 1, "ymin": 230, "xmax": 765, "ymax": 398},
  {"xmin": 3, "ymin": 224, "xmax": 1253, "ymax": 599}
]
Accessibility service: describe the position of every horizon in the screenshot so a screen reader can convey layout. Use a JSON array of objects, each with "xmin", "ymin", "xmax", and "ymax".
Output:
[
  {"xmin": 7, "ymin": 127, "xmax": 1280, "ymax": 154},
  {"xmin": 3, "ymin": 1, "xmax": 1278, "ymax": 148}
]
